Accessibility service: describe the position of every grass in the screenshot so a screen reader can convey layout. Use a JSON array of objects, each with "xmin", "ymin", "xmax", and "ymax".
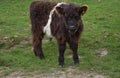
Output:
[{"xmin": 0, "ymin": 0, "xmax": 120, "ymax": 78}]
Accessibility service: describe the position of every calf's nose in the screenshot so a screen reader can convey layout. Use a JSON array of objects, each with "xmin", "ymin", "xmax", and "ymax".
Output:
[{"xmin": 69, "ymin": 26, "xmax": 76, "ymax": 31}]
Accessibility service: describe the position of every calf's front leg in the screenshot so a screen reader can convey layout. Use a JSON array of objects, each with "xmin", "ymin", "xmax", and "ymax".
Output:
[
  {"xmin": 58, "ymin": 42, "xmax": 66, "ymax": 67},
  {"xmin": 69, "ymin": 41, "xmax": 79, "ymax": 64}
]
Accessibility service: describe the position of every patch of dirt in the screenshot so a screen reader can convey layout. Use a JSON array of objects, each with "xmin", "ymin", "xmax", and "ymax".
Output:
[
  {"xmin": 5, "ymin": 71, "xmax": 24, "ymax": 78},
  {"xmin": 0, "ymin": 36, "xmax": 32, "ymax": 50},
  {"xmin": 0, "ymin": 36, "xmax": 53, "ymax": 51},
  {"xmin": 0, "ymin": 70, "xmax": 4, "ymax": 77},
  {"xmin": 3, "ymin": 67, "xmax": 108, "ymax": 78},
  {"xmin": 0, "ymin": 67, "xmax": 11, "ymax": 78},
  {"xmin": 94, "ymin": 75, "xmax": 106, "ymax": 78},
  {"xmin": 96, "ymin": 48, "xmax": 108, "ymax": 57},
  {"xmin": 4, "ymin": 72, "xmax": 107, "ymax": 78},
  {"xmin": 19, "ymin": 37, "xmax": 32, "ymax": 45}
]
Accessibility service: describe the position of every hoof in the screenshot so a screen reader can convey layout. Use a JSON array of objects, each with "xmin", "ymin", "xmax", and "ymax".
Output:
[
  {"xmin": 74, "ymin": 60, "xmax": 80, "ymax": 65},
  {"xmin": 39, "ymin": 54, "xmax": 45, "ymax": 60},
  {"xmin": 59, "ymin": 63, "xmax": 64, "ymax": 67},
  {"xmin": 59, "ymin": 64, "xmax": 64, "ymax": 68}
]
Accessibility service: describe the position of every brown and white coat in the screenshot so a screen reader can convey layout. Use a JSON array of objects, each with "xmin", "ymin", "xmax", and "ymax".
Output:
[{"xmin": 30, "ymin": 1, "xmax": 88, "ymax": 67}]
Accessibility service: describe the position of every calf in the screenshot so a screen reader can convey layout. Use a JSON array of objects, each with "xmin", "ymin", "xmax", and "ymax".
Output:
[{"xmin": 30, "ymin": 1, "xmax": 88, "ymax": 67}]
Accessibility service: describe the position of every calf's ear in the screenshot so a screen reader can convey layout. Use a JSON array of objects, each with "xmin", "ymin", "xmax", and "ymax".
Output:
[
  {"xmin": 55, "ymin": 6, "xmax": 64, "ymax": 16},
  {"xmin": 79, "ymin": 5, "xmax": 88, "ymax": 15}
]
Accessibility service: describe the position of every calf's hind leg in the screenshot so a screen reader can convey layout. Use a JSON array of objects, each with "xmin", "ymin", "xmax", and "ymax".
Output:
[{"xmin": 32, "ymin": 33, "xmax": 45, "ymax": 59}]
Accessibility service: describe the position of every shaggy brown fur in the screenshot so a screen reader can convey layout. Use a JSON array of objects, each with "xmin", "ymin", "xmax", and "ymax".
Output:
[{"xmin": 30, "ymin": 1, "xmax": 88, "ymax": 67}]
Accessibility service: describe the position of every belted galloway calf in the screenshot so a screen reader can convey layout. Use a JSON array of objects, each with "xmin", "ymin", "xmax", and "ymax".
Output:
[{"xmin": 30, "ymin": 1, "xmax": 88, "ymax": 67}]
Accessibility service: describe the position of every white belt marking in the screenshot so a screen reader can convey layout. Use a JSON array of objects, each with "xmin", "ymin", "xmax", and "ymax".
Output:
[{"xmin": 43, "ymin": 2, "xmax": 66, "ymax": 38}]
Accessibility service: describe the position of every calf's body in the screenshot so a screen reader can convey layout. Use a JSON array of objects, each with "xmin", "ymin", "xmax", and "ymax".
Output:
[{"xmin": 30, "ymin": 1, "xmax": 88, "ymax": 67}]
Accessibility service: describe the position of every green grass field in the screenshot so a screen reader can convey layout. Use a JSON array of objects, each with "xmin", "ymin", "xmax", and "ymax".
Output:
[{"xmin": 0, "ymin": 0, "xmax": 120, "ymax": 78}]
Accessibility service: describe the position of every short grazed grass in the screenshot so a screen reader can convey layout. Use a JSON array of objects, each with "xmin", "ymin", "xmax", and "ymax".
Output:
[{"xmin": 0, "ymin": 0, "xmax": 120, "ymax": 78}]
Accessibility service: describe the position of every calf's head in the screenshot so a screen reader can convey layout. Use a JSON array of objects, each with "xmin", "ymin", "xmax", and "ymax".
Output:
[{"xmin": 55, "ymin": 4, "xmax": 88, "ymax": 34}]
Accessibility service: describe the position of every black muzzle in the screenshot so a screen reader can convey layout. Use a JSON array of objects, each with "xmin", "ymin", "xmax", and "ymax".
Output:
[{"xmin": 68, "ymin": 26, "xmax": 78, "ymax": 34}]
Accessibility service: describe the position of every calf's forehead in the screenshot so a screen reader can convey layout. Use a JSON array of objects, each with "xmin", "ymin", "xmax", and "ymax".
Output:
[{"xmin": 64, "ymin": 4, "xmax": 78, "ymax": 14}]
